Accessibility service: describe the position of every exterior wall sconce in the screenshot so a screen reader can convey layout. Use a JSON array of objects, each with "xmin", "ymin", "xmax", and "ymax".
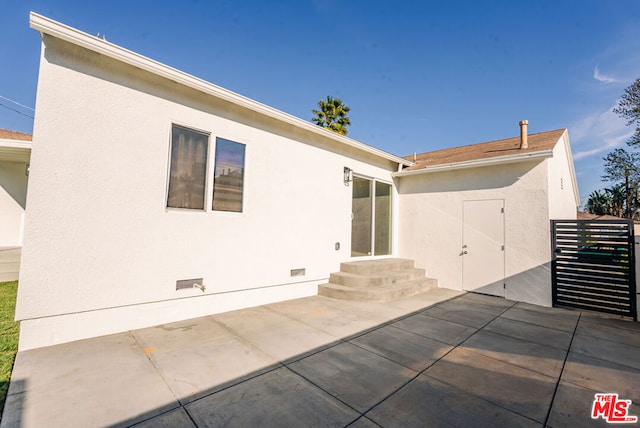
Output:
[{"xmin": 344, "ymin": 167, "xmax": 353, "ymax": 186}]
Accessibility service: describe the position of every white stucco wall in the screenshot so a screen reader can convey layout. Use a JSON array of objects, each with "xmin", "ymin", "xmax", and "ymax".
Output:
[
  {"xmin": 17, "ymin": 36, "xmax": 399, "ymax": 350},
  {"xmin": 547, "ymin": 131, "xmax": 579, "ymax": 220},
  {"xmin": 398, "ymin": 158, "xmax": 555, "ymax": 307},
  {"xmin": 0, "ymin": 161, "xmax": 28, "ymax": 247}
]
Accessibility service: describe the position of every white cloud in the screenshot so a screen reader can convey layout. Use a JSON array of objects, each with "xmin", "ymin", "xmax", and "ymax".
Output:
[
  {"xmin": 571, "ymin": 106, "xmax": 632, "ymax": 160},
  {"xmin": 593, "ymin": 65, "xmax": 617, "ymax": 84}
]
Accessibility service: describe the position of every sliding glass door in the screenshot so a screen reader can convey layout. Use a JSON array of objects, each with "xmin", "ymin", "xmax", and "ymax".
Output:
[{"xmin": 351, "ymin": 176, "xmax": 392, "ymax": 257}]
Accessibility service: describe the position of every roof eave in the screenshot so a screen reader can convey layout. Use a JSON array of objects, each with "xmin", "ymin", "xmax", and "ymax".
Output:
[
  {"xmin": 0, "ymin": 139, "xmax": 32, "ymax": 163},
  {"xmin": 29, "ymin": 12, "xmax": 412, "ymax": 168},
  {"xmin": 392, "ymin": 149, "xmax": 554, "ymax": 177}
]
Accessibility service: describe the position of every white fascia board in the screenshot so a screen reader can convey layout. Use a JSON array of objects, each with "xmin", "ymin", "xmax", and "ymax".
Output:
[
  {"xmin": 0, "ymin": 139, "xmax": 32, "ymax": 150},
  {"xmin": 0, "ymin": 139, "xmax": 31, "ymax": 162},
  {"xmin": 392, "ymin": 150, "xmax": 554, "ymax": 177},
  {"xmin": 29, "ymin": 12, "xmax": 412, "ymax": 168}
]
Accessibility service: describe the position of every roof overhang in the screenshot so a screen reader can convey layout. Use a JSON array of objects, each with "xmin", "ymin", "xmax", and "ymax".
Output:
[
  {"xmin": 29, "ymin": 12, "xmax": 413, "ymax": 169},
  {"xmin": 0, "ymin": 139, "xmax": 31, "ymax": 163},
  {"xmin": 392, "ymin": 149, "xmax": 554, "ymax": 177}
]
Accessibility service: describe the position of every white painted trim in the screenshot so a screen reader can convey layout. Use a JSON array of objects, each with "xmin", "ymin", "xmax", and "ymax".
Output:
[
  {"xmin": 392, "ymin": 150, "xmax": 554, "ymax": 177},
  {"xmin": 29, "ymin": 12, "xmax": 412, "ymax": 169},
  {"xmin": 350, "ymin": 175, "xmax": 394, "ymax": 258},
  {"xmin": 0, "ymin": 139, "xmax": 32, "ymax": 149},
  {"xmin": 0, "ymin": 140, "xmax": 31, "ymax": 162}
]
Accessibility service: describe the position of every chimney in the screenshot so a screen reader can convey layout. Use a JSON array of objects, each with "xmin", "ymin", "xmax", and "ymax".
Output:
[{"xmin": 519, "ymin": 120, "xmax": 528, "ymax": 149}]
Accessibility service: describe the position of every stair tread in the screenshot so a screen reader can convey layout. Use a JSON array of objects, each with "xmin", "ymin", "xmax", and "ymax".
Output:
[
  {"xmin": 321, "ymin": 277, "xmax": 437, "ymax": 290},
  {"xmin": 318, "ymin": 278, "xmax": 438, "ymax": 302},
  {"xmin": 340, "ymin": 258, "xmax": 415, "ymax": 274},
  {"xmin": 331, "ymin": 268, "xmax": 425, "ymax": 279}
]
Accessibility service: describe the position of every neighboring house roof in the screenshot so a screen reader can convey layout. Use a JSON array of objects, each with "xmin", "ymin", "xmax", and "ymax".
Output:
[
  {"xmin": 401, "ymin": 128, "xmax": 566, "ymax": 172},
  {"xmin": 29, "ymin": 13, "xmax": 412, "ymax": 169},
  {"xmin": 0, "ymin": 128, "xmax": 32, "ymax": 163},
  {"xmin": 0, "ymin": 128, "xmax": 32, "ymax": 141},
  {"xmin": 576, "ymin": 212, "xmax": 627, "ymax": 221}
]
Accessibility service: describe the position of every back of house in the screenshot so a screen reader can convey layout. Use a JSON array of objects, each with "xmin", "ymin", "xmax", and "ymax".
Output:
[{"xmin": 15, "ymin": 13, "xmax": 580, "ymax": 350}]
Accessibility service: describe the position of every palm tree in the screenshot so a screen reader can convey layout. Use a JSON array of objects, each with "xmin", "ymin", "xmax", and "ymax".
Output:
[
  {"xmin": 311, "ymin": 96, "xmax": 351, "ymax": 136},
  {"xmin": 585, "ymin": 190, "xmax": 610, "ymax": 215},
  {"xmin": 606, "ymin": 185, "xmax": 626, "ymax": 218}
]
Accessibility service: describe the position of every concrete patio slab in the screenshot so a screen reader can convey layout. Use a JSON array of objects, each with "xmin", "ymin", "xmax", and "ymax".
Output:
[
  {"xmin": 382, "ymin": 288, "xmax": 464, "ymax": 312},
  {"xmin": 421, "ymin": 305, "xmax": 500, "ymax": 328},
  {"xmin": 2, "ymin": 333, "xmax": 178, "ymax": 427},
  {"xmin": 211, "ymin": 305, "xmax": 339, "ymax": 363},
  {"xmin": 3, "ymin": 290, "xmax": 640, "ymax": 427},
  {"xmin": 561, "ymin": 351, "xmax": 640, "ymax": 403},
  {"xmin": 210, "ymin": 305, "xmax": 292, "ymax": 334},
  {"xmin": 427, "ymin": 347, "xmax": 557, "ymax": 423},
  {"xmin": 239, "ymin": 322, "xmax": 339, "ymax": 363},
  {"xmin": 484, "ymin": 316, "xmax": 574, "ymax": 349},
  {"xmin": 570, "ymin": 330, "xmax": 640, "ymax": 370},
  {"xmin": 575, "ymin": 317, "xmax": 640, "ymax": 345},
  {"xmin": 132, "ymin": 408, "xmax": 196, "ymax": 428},
  {"xmin": 265, "ymin": 297, "xmax": 386, "ymax": 340},
  {"xmin": 141, "ymin": 334, "xmax": 279, "ymax": 404},
  {"xmin": 367, "ymin": 374, "xmax": 542, "ymax": 428},
  {"xmin": 133, "ymin": 316, "xmax": 235, "ymax": 352},
  {"xmin": 345, "ymin": 416, "xmax": 380, "ymax": 428},
  {"xmin": 546, "ymin": 380, "xmax": 640, "ymax": 428},
  {"xmin": 288, "ymin": 341, "xmax": 417, "ymax": 413},
  {"xmin": 350, "ymin": 324, "xmax": 453, "ymax": 372},
  {"xmin": 456, "ymin": 292, "xmax": 516, "ymax": 310},
  {"xmin": 392, "ymin": 312, "xmax": 477, "ymax": 345},
  {"xmin": 460, "ymin": 329, "xmax": 567, "ymax": 378},
  {"xmin": 425, "ymin": 295, "xmax": 511, "ymax": 317},
  {"xmin": 501, "ymin": 306, "xmax": 580, "ymax": 332},
  {"xmin": 185, "ymin": 367, "xmax": 359, "ymax": 427}
]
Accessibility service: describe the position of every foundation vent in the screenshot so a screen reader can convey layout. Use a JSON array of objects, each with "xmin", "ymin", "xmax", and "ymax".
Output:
[
  {"xmin": 290, "ymin": 268, "xmax": 306, "ymax": 277},
  {"xmin": 176, "ymin": 278, "xmax": 204, "ymax": 290}
]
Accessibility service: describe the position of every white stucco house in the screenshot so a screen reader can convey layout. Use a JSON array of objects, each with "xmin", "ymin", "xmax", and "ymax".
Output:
[
  {"xmin": 15, "ymin": 13, "xmax": 579, "ymax": 350},
  {"xmin": 0, "ymin": 129, "xmax": 31, "ymax": 281}
]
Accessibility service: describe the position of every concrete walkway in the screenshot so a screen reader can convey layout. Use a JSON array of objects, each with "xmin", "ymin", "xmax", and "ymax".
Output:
[{"xmin": 2, "ymin": 289, "xmax": 640, "ymax": 427}]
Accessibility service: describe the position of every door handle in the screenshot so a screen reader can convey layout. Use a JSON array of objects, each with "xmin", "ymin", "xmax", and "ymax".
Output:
[{"xmin": 463, "ymin": 251, "xmax": 468, "ymax": 254}]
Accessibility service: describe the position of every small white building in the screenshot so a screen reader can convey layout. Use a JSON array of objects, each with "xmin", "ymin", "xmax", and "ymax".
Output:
[
  {"xmin": 15, "ymin": 13, "xmax": 579, "ymax": 350},
  {"xmin": 0, "ymin": 129, "xmax": 31, "ymax": 281},
  {"xmin": 0, "ymin": 129, "xmax": 31, "ymax": 247},
  {"xmin": 396, "ymin": 125, "xmax": 579, "ymax": 307}
]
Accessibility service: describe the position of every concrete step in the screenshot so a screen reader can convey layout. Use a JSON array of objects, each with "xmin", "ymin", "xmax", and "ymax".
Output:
[
  {"xmin": 329, "ymin": 268, "xmax": 427, "ymax": 288},
  {"xmin": 339, "ymin": 258, "xmax": 415, "ymax": 275},
  {"xmin": 318, "ymin": 277, "xmax": 438, "ymax": 302}
]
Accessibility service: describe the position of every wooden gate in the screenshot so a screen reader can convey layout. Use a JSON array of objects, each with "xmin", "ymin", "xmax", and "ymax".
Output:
[{"xmin": 551, "ymin": 219, "xmax": 637, "ymax": 318}]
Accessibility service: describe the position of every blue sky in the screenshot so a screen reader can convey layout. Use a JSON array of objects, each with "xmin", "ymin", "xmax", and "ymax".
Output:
[{"xmin": 2, "ymin": 1, "xmax": 640, "ymax": 205}]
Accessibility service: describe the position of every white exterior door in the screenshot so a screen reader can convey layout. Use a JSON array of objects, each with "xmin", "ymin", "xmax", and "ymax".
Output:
[{"xmin": 462, "ymin": 199, "xmax": 505, "ymax": 297}]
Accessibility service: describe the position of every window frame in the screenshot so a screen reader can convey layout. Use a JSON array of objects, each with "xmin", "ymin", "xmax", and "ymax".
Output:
[
  {"xmin": 164, "ymin": 123, "xmax": 247, "ymax": 214},
  {"xmin": 165, "ymin": 123, "xmax": 211, "ymax": 212},
  {"xmin": 211, "ymin": 137, "xmax": 246, "ymax": 213}
]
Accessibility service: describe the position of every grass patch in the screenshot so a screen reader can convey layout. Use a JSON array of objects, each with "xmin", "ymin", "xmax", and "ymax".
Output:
[{"xmin": 0, "ymin": 281, "xmax": 19, "ymax": 416}]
